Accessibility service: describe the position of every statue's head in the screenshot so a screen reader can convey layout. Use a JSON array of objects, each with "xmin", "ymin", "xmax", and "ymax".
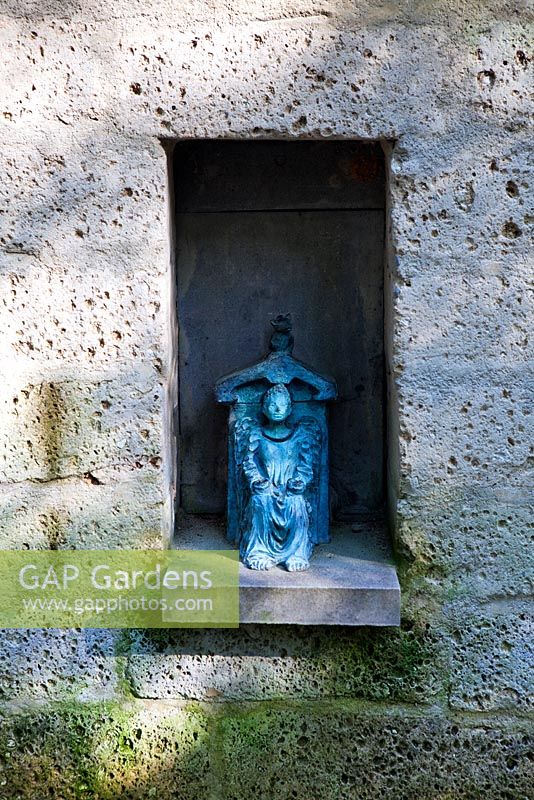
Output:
[{"xmin": 262, "ymin": 384, "xmax": 292, "ymax": 422}]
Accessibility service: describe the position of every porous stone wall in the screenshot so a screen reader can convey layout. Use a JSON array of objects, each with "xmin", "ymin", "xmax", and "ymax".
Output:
[{"xmin": 0, "ymin": 1, "xmax": 532, "ymax": 797}]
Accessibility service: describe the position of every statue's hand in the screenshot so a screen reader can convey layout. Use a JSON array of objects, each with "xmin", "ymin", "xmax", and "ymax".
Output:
[
  {"xmin": 287, "ymin": 477, "xmax": 305, "ymax": 494},
  {"xmin": 251, "ymin": 478, "xmax": 270, "ymax": 493}
]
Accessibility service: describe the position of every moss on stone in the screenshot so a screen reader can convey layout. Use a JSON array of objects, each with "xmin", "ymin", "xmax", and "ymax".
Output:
[
  {"xmin": 0, "ymin": 700, "xmax": 212, "ymax": 799},
  {"xmin": 0, "ymin": 701, "xmax": 106, "ymax": 798},
  {"xmin": 313, "ymin": 623, "xmax": 444, "ymax": 703},
  {"xmin": 0, "ymin": 699, "xmax": 531, "ymax": 798},
  {"xmin": 213, "ymin": 702, "xmax": 533, "ymax": 800}
]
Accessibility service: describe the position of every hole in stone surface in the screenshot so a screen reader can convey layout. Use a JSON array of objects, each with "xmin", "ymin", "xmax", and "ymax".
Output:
[
  {"xmin": 506, "ymin": 180, "xmax": 518, "ymax": 197},
  {"xmin": 477, "ymin": 69, "xmax": 496, "ymax": 88},
  {"xmin": 501, "ymin": 220, "xmax": 522, "ymax": 239}
]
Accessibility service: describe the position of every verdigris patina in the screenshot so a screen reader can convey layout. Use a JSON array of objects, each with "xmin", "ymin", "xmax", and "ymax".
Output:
[{"xmin": 215, "ymin": 315, "xmax": 337, "ymax": 571}]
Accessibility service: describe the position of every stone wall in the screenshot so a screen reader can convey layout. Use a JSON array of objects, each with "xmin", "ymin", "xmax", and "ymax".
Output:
[{"xmin": 0, "ymin": 1, "xmax": 532, "ymax": 797}]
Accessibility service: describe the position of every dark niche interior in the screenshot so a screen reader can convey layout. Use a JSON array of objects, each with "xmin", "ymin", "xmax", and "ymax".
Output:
[{"xmin": 173, "ymin": 140, "xmax": 385, "ymax": 525}]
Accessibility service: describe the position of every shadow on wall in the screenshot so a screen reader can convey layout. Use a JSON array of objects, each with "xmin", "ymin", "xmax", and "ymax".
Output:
[
  {"xmin": 0, "ymin": 701, "xmax": 212, "ymax": 799},
  {"xmin": 37, "ymin": 383, "xmax": 67, "ymax": 548},
  {"xmin": 0, "ymin": 694, "xmax": 532, "ymax": 799},
  {"xmin": 36, "ymin": 381, "xmax": 62, "ymax": 481},
  {"xmin": 0, "ymin": 369, "xmax": 164, "ymax": 549},
  {"xmin": 122, "ymin": 622, "xmax": 443, "ymax": 704}
]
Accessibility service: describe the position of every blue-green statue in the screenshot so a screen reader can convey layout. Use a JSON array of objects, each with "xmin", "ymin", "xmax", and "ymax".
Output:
[{"xmin": 216, "ymin": 316, "xmax": 337, "ymax": 571}]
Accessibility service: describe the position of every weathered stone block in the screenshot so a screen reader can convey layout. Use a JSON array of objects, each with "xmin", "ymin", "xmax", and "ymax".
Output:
[
  {"xmin": 0, "ymin": 700, "xmax": 531, "ymax": 799},
  {"xmin": 446, "ymin": 602, "xmax": 534, "ymax": 713},
  {"xmin": 396, "ymin": 488, "xmax": 534, "ymax": 599},
  {"xmin": 0, "ymin": 468, "xmax": 163, "ymax": 549},
  {"xmin": 0, "ymin": 262, "xmax": 166, "ymax": 375},
  {"xmin": 396, "ymin": 367, "xmax": 532, "ymax": 496},
  {"xmin": 0, "ymin": 629, "xmax": 121, "ymax": 702},
  {"xmin": 0, "ymin": 371, "xmax": 162, "ymax": 483},
  {"xmin": 126, "ymin": 624, "xmax": 443, "ymax": 704},
  {"xmin": 217, "ymin": 704, "xmax": 533, "ymax": 800},
  {"xmin": 0, "ymin": 5, "xmax": 532, "ymax": 795},
  {"xmin": 0, "ymin": 701, "xmax": 212, "ymax": 800}
]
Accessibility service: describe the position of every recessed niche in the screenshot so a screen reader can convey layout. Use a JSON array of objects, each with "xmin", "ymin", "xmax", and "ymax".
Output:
[{"xmin": 170, "ymin": 139, "xmax": 399, "ymax": 625}]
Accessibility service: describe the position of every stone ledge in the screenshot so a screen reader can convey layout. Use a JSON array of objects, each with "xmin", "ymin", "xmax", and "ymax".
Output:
[{"xmin": 173, "ymin": 516, "xmax": 400, "ymax": 626}]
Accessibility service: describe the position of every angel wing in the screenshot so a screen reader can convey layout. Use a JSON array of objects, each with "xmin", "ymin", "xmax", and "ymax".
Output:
[
  {"xmin": 234, "ymin": 417, "xmax": 259, "ymax": 468},
  {"xmin": 232, "ymin": 416, "xmax": 262, "ymax": 537},
  {"xmin": 293, "ymin": 416, "xmax": 322, "ymax": 490}
]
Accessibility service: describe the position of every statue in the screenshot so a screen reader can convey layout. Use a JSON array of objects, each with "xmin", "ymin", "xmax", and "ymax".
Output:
[
  {"xmin": 235, "ymin": 384, "xmax": 320, "ymax": 570},
  {"xmin": 216, "ymin": 315, "xmax": 337, "ymax": 571}
]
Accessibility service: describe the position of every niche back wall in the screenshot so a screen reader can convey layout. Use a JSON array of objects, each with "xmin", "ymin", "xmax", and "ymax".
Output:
[{"xmin": 174, "ymin": 140, "xmax": 386, "ymax": 518}]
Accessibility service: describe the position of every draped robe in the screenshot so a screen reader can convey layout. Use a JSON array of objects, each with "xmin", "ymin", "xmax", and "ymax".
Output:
[{"xmin": 235, "ymin": 418, "xmax": 320, "ymax": 567}]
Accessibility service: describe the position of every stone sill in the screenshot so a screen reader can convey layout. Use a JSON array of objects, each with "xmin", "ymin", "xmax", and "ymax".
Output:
[{"xmin": 173, "ymin": 515, "xmax": 400, "ymax": 626}]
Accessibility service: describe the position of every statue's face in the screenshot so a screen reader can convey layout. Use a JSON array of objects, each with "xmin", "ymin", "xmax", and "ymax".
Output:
[{"xmin": 263, "ymin": 390, "xmax": 292, "ymax": 422}]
